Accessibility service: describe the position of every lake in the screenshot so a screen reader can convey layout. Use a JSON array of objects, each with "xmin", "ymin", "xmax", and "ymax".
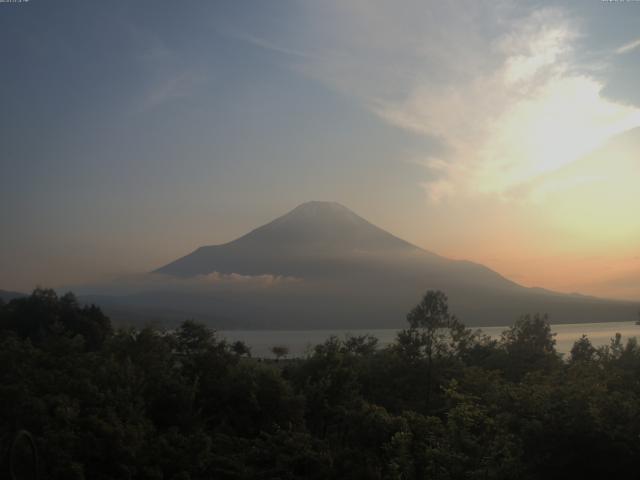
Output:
[{"xmin": 220, "ymin": 321, "xmax": 640, "ymax": 358}]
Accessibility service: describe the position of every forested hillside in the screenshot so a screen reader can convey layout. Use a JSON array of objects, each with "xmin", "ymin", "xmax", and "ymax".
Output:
[{"xmin": 2, "ymin": 289, "xmax": 640, "ymax": 479}]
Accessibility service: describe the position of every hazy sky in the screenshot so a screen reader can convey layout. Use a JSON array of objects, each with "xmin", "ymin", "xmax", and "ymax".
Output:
[{"xmin": 1, "ymin": 0, "xmax": 639, "ymax": 299}]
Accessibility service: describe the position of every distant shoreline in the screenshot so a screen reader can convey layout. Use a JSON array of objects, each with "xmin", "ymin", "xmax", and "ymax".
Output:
[{"xmin": 220, "ymin": 321, "xmax": 640, "ymax": 358}]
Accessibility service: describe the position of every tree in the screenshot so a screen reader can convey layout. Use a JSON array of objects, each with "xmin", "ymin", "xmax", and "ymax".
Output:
[
  {"xmin": 344, "ymin": 334, "xmax": 378, "ymax": 356},
  {"xmin": 570, "ymin": 335, "xmax": 596, "ymax": 363},
  {"xmin": 231, "ymin": 340, "xmax": 252, "ymax": 357},
  {"xmin": 8, "ymin": 287, "xmax": 640, "ymax": 478},
  {"xmin": 175, "ymin": 319, "xmax": 217, "ymax": 356},
  {"xmin": 402, "ymin": 290, "xmax": 471, "ymax": 409},
  {"xmin": 500, "ymin": 313, "xmax": 560, "ymax": 379},
  {"xmin": 271, "ymin": 345, "xmax": 290, "ymax": 361},
  {"xmin": 0, "ymin": 288, "xmax": 112, "ymax": 350}
]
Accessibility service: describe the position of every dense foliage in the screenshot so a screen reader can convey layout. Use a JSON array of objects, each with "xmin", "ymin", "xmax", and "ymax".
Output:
[{"xmin": 2, "ymin": 289, "xmax": 640, "ymax": 479}]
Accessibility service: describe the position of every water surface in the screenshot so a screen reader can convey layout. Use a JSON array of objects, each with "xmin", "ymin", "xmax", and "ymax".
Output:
[{"xmin": 220, "ymin": 321, "xmax": 640, "ymax": 358}]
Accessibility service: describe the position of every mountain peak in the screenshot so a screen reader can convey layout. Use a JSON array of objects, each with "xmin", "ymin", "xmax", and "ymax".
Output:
[
  {"xmin": 277, "ymin": 201, "xmax": 363, "ymax": 225},
  {"xmin": 290, "ymin": 200, "xmax": 352, "ymax": 213},
  {"xmin": 239, "ymin": 201, "xmax": 414, "ymax": 252},
  {"xmin": 155, "ymin": 201, "xmax": 423, "ymax": 277},
  {"xmin": 270, "ymin": 201, "xmax": 366, "ymax": 227}
]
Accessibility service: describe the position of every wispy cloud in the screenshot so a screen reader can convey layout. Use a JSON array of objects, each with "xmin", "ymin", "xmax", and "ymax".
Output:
[
  {"xmin": 123, "ymin": 23, "xmax": 206, "ymax": 114},
  {"xmin": 81, "ymin": 272, "xmax": 301, "ymax": 296},
  {"xmin": 616, "ymin": 37, "xmax": 640, "ymax": 55},
  {"xmin": 140, "ymin": 70, "xmax": 204, "ymax": 112},
  {"xmin": 227, "ymin": 30, "xmax": 312, "ymax": 59},
  {"xmin": 293, "ymin": 2, "xmax": 640, "ymax": 203},
  {"xmin": 373, "ymin": 9, "xmax": 640, "ymax": 202}
]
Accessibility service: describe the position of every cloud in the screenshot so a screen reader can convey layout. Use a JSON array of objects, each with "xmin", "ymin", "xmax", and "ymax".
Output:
[
  {"xmin": 292, "ymin": 2, "xmax": 640, "ymax": 203},
  {"xmin": 372, "ymin": 10, "xmax": 640, "ymax": 201},
  {"xmin": 135, "ymin": 70, "xmax": 205, "ymax": 113},
  {"xmin": 79, "ymin": 272, "xmax": 301, "ymax": 296},
  {"xmin": 616, "ymin": 37, "xmax": 640, "ymax": 55},
  {"xmin": 122, "ymin": 23, "xmax": 206, "ymax": 114},
  {"xmin": 227, "ymin": 30, "xmax": 312, "ymax": 59}
]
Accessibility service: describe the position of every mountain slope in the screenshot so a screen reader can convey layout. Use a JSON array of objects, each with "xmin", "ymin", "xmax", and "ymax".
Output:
[
  {"xmin": 156, "ymin": 201, "xmax": 423, "ymax": 277},
  {"xmin": 155, "ymin": 201, "xmax": 516, "ymax": 289},
  {"xmin": 95, "ymin": 201, "xmax": 638, "ymax": 328},
  {"xmin": 0, "ymin": 289, "xmax": 27, "ymax": 302}
]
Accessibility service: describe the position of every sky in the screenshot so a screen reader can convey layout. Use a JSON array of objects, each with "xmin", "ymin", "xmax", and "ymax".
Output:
[{"xmin": 1, "ymin": 0, "xmax": 639, "ymax": 300}]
